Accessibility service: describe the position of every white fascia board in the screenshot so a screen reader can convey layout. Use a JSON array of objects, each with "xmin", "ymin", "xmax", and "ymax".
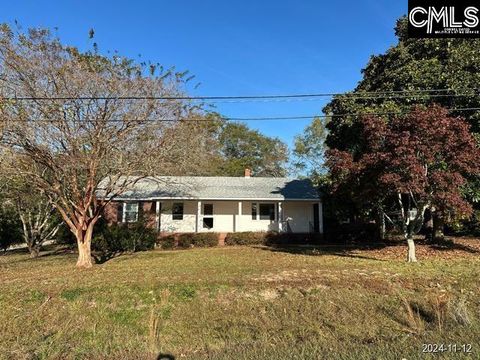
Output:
[{"xmin": 103, "ymin": 196, "xmax": 320, "ymax": 202}]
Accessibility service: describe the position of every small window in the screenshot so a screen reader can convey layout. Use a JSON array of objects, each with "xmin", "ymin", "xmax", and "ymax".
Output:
[
  {"xmin": 172, "ymin": 203, "xmax": 184, "ymax": 220},
  {"xmin": 124, "ymin": 202, "xmax": 139, "ymax": 223},
  {"xmin": 252, "ymin": 203, "xmax": 257, "ymax": 220},
  {"xmin": 203, "ymin": 204, "xmax": 214, "ymax": 229},
  {"xmin": 203, "ymin": 218, "xmax": 214, "ymax": 229},
  {"xmin": 204, "ymin": 204, "xmax": 213, "ymax": 216},
  {"xmin": 259, "ymin": 204, "xmax": 275, "ymax": 221}
]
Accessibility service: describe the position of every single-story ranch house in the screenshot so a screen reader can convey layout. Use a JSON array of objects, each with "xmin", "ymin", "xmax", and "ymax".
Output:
[{"xmin": 99, "ymin": 170, "xmax": 322, "ymax": 240}]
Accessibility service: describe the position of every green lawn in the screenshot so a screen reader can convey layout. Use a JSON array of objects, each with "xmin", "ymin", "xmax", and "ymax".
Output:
[{"xmin": 1, "ymin": 241, "xmax": 479, "ymax": 359}]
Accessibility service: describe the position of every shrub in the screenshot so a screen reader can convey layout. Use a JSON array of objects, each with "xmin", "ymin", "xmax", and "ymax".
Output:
[
  {"xmin": 191, "ymin": 233, "xmax": 218, "ymax": 247},
  {"xmin": 157, "ymin": 235, "xmax": 176, "ymax": 249},
  {"xmin": 225, "ymin": 232, "xmax": 267, "ymax": 246},
  {"xmin": 0, "ymin": 205, "xmax": 23, "ymax": 252},
  {"xmin": 324, "ymin": 222, "xmax": 379, "ymax": 244},
  {"xmin": 178, "ymin": 233, "xmax": 218, "ymax": 248},
  {"xmin": 264, "ymin": 232, "xmax": 323, "ymax": 245},
  {"xmin": 446, "ymin": 210, "xmax": 480, "ymax": 237},
  {"xmin": 55, "ymin": 222, "xmax": 76, "ymax": 245},
  {"xmin": 176, "ymin": 234, "xmax": 193, "ymax": 248},
  {"xmin": 157, "ymin": 233, "xmax": 219, "ymax": 249},
  {"xmin": 224, "ymin": 232, "xmax": 325, "ymax": 246},
  {"xmin": 92, "ymin": 220, "xmax": 156, "ymax": 255}
]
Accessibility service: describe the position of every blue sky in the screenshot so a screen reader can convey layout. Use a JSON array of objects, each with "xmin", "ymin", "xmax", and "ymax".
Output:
[{"xmin": 2, "ymin": 1, "xmax": 406, "ymax": 148}]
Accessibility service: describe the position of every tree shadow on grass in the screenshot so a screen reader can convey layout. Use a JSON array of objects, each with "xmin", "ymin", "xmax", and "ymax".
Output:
[
  {"xmin": 428, "ymin": 238, "xmax": 480, "ymax": 254},
  {"xmin": 1, "ymin": 245, "xmax": 76, "ymax": 264},
  {"xmin": 1, "ymin": 245, "xmax": 178, "ymax": 266},
  {"xmin": 93, "ymin": 248, "xmax": 181, "ymax": 265},
  {"xmin": 256, "ymin": 243, "xmax": 392, "ymax": 261},
  {"xmin": 157, "ymin": 353, "xmax": 175, "ymax": 360}
]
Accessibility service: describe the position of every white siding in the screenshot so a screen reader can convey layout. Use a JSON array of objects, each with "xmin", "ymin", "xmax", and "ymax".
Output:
[
  {"xmin": 160, "ymin": 201, "xmax": 197, "ymax": 233},
  {"xmin": 283, "ymin": 202, "xmax": 314, "ymax": 233},
  {"xmin": 236, "ymin": 202, "xmax": 279, "ymax": 232},
  {"xmin": 158, "ymin": 200, "xmax": 317, "ymax": 233}
]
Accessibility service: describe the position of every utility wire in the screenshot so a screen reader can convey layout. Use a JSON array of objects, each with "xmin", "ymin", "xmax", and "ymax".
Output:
[
  {"xmin": 2, "ymin": 88, "xmax": 479, "ymax": 102},
  {"xmin": 4, "ymin": 107, "xmax": 480, "ymax": 123}
]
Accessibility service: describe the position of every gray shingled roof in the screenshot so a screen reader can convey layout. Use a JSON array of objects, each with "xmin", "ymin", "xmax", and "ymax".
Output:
[{"xmin": 98, "ymin": 176, "xmax": 319, "ymax": 201}]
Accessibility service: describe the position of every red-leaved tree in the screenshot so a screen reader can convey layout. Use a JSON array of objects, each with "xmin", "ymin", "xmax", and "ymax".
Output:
[{"xmin": 326, "ymin": 105, "xmax": 480, "ymax": 262}]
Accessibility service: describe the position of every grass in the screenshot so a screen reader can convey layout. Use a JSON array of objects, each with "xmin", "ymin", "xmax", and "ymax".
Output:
[{"xmin": 1, "ymin": 240, "xmax": 480, "ymax": 359}]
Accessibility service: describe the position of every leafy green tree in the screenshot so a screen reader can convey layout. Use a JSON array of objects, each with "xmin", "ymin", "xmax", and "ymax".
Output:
[
  {"xmin": 324, "ymin": 16, "xmax": 480, "ymax": 237},
  {"xmin": 217, "ymin": 122, "xmax": 288, "ymax": 177},
  {"xmin": 325, "ymin": 17, "xmax": 480, "ymax": 149},
  {"xmin": 292, "ymin": 116, "xmax": 327, "ymax": 177}
]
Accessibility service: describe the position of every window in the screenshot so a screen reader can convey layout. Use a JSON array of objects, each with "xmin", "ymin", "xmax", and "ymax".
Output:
[
  {"xmin": 203, "ymin": 218, "xmax": 214, "ymax": 229},
  {"xmin": 172, "ymin": 203, "xmax": 184, "ymax": 220},
  {"xmin": 251, "ymin": 203, "xmax": 257, "ymax": 220},
  {"xmin": 123, "ymin": 202, "xmax": 139, "ymax": 223},
  {"xmin": 203, "ymin": 204, "xmax": 214, "ymax": 229},
  {"xmin": 204, "ymin": 204, "xmax": 213, "ymax": 216},
  {"xmin": 259, "ymin": 203, "xmax": 275, "ymax": 221}
]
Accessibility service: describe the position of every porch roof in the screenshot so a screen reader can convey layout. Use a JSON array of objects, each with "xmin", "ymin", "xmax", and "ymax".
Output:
[{"xmin": 98, "ymin": 176, "xmax": 320, "ymax": 201}]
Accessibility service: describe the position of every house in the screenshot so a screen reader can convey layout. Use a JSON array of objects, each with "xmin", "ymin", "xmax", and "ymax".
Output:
[{"xmin": 99, "ymin": 170, "xmax": 322, "ymax": 240}]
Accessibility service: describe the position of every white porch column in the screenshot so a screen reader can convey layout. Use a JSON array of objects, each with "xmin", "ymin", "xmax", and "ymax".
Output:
[
  {"xmin": 234, "ymin": 201, "xmax": 242, "ymax": 232},
  {"xmin": 278, "ymin": 201, "xmax": 283, "ymax": 233},
  {"xmin": 156, "ymin": 201, "xmax": 161, "ymax": 231},
  {"xmin": 196, "ymin": 201, "xmax": 202, "ymax": 233},
  {"xmin": 318, "ymin": 202, "xmax": 324, "ymax": 234}
]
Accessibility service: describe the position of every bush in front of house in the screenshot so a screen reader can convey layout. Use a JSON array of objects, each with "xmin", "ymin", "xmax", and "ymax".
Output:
[
  {"xmin": 224, "ymin": 231, "xmax": 325, "ymax": 246},
  {"xmin": 190, "ymin": 233, "xmax": 218, "ymax": 247},
  {"xmin": 157, "ymin": 233, "xmax": 219, "ymax": 249},
  {"xmin": 179, "ymin": 233, "xmax": 219, "ymax": 248},
  {"xmin": 157, "ymin": 235, "xmax": 176, "ymax": 249},
  {"xmin": 92, "ymin": 220, "xmax": 156, "ymax": 255},
  {"xmin": 224, "ymin": 232, "xmax": 267, "ymax": 246}
]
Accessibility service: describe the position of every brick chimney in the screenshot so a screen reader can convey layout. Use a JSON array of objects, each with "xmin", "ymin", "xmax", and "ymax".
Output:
[{"xmin": 244, "ymin": 168, "xmax": 252, "ymax": 178}]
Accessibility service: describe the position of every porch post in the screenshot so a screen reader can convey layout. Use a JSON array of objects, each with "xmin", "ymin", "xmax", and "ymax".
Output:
[
  {"xmin": 278, "ymin": 201, "xmax": 283, "ymax": 233},
  {"xmin": 318, "ymin": 202, "xmax": 324, "ymax": 234},
  {"xmin": 196, "ymin": 201, "xmax": 202, "ymax": 233},
  {"xmin": 235, "ymin": 201, "xmax": 242, "ymax": 232},
  {"xmin": 156, "ymin": 201, "xmax": 161, "ymax": 231}
]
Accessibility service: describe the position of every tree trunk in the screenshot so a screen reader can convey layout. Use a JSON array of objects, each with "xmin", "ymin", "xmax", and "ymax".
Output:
[
  {"xmin": 29, "ymin": 245, "xmax": 40, "ymax": 258},
  {"xmin": 424, "ymin": 208, "xmax": 434, "ymax": 243},
  {"xmin": 377, "ymin": 209, "xmax": 386, "ymax": 241},
  {"xmin": 75, "ymin": 222, "xmax": 95, "ymax": 268},
  {"xmin": 406, "ymin": 237, "xmax": 417, "ymax": 263},
  {"xmin": 433, "ymin": 214, "xmax": 444, "ymax": 241}
]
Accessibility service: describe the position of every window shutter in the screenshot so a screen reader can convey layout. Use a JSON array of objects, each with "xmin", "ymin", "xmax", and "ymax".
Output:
[{"xmin": 117, "ymin": 202, "xmax": 123, "ymax": 223}]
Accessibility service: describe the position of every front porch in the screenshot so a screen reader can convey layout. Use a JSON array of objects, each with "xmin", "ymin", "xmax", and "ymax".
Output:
[{"xmin": 154, "ymin": 200, "xmax": 323, "ymax": 234}]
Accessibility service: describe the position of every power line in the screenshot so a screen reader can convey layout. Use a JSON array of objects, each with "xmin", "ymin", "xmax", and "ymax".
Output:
[
  {"xmin": 2, "ymin": 88, "xmax": 479, "ymax": 102},
  {"xmin": 4, "ymin": 107, "xmax": 480, "ymax": 123}
]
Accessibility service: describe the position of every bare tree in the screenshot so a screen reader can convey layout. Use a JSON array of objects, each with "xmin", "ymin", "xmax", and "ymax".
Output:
[
  {"xmin": 17, "ymin": 196, "xmax": 61, "ymax": 258},
  {"xmin": 0, "ymin": 25, "xmax": 201, "ymax": 267}
]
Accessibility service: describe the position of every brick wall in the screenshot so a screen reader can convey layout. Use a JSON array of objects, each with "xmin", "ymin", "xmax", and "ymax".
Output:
[{"xmin": 102, "ymin": 201, "xmax": 157, "ymax": 229}]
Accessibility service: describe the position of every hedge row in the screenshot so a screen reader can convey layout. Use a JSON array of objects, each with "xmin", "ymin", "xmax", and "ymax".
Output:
[
  {"xmin": 145, "ymin": 223, "xmax": 380, "ymax": 251},
  {"xmin": 157, "ymin": 232, "xmax": 219, "ymax": 249},
  {"xmin": 157, "ymin": 231, "xmax": 325, "ymax": 250},
  {"xmin": 225, "ymin": 231, "xmax": 323, "ymax": 245}
]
